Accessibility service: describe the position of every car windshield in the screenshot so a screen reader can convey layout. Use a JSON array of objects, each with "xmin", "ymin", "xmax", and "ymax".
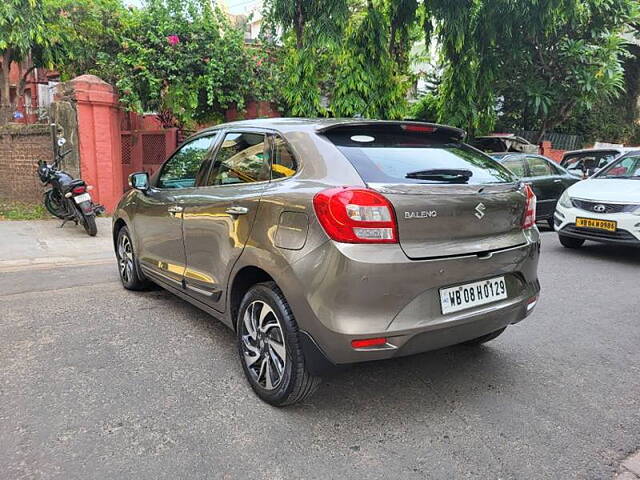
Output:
[
  {"xmin": 595, "ymin": 154, "xmax": 640, "ymax": 179},
  {"xmin": 562, "ymin": 151, "xmax": 618, "ymax": 171},
  {"xmin": 324, "ymin": 126, "xmax": 515, "ymax": 185}
]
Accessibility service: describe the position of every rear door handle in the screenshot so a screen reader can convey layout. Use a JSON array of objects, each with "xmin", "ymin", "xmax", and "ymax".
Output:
[{"xmin": 225, "ymin": 206, "xmax": 249, "ymax": 215}]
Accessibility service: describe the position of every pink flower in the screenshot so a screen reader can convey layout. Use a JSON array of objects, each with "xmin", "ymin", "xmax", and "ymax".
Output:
[{"xmin": 167, "ymin": 35, "xmax": 180, "ymax": 46}]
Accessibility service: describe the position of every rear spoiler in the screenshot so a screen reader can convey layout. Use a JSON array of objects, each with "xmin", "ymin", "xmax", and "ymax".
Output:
[{"xmin": 316, "ymin": 121, "xmax": 466, "ymax": 141}]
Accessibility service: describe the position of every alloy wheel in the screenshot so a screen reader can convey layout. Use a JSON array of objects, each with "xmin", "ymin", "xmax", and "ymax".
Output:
[
  {"xmin": 240, "ymin": 300, "xmax": 287, "ymax": 391},
  {"xmin": 118, "ymin": 234, "xmax": 134, "ymax": 284}
]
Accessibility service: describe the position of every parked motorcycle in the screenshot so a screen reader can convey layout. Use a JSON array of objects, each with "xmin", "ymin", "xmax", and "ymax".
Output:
[{"xmin": 37, "ymin": 132, "xmax": 104, "ymax": 236}]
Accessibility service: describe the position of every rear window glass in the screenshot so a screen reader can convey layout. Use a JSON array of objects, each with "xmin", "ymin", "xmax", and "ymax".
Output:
[
  {"xmin": 562, "ymin": 151, "xmax": 618, "ymax": 171},
  {"xmin": 324, "ymin": 126, "xmax": 516, "ymax": 185}
]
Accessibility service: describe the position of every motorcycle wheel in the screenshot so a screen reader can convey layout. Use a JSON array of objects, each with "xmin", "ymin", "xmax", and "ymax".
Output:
[
  {"xmin": 44, "ymin": 190, "xmax": 66, "ymax": 219},
  {"xmin": 82, "ymin": 214, "xmax": 98, "ymax": 236}
]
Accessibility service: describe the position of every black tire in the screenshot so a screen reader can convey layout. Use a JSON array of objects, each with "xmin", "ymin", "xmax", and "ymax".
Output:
[
  {"xmin": 462, "ymin": 327, "xmax": 507, "ymax": 346},
  {"xmin": 82, "ymin": 214, "xmax": 98, "ymax": 236},
  {"xmin": 237, "ymin": 281, "xmax": 320, "ymax": 406},
  {"xmin": 115, "ymin": 226, "xmax": 154, "ymax": 290},
  {"xmin": 559, "ymin": 234, "xmax": 585, "ymax": 249},
  {"xmin": 43, "ymin": 190, "xmax": 66, "ymax": 219}
]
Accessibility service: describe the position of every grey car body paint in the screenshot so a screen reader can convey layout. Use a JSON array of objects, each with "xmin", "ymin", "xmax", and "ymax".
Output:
[{"xmin": 113, "ymin": 118, "xmax": 540, "ymax": 367}]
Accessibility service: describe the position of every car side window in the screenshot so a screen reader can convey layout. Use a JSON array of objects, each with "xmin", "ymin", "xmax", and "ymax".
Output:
[
  {"xmin": 271, "ymin": 136, "xmax": 297, "ymax": 180},
  {"xmin": 157, "ymin": 135, "xmax": 216, "ymax": 189},
  {"xmin": 501, "ymin": 157, "xmax": 526, "ymax": 177},
  {"xmin": 207, "ymin": 132, "xmax": 270, "ymax": 186},
  {"xmin": 526, "ymin": 156, "xmax": 554, "ymax": 177}
]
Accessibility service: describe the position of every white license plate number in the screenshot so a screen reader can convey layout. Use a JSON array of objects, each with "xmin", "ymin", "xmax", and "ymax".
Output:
[
  {"xmin": 74, "ymin": 193, "xmax": 91, "ymax": 204},
  {"xmin": 440, "ymin": 276, "xmax": 507, "ymax": 314}
]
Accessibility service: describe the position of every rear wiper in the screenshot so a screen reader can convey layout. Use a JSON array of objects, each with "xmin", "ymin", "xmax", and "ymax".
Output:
[{"xmin": 405, "ymin": 168, "xmax": 473, "ymax": 183}]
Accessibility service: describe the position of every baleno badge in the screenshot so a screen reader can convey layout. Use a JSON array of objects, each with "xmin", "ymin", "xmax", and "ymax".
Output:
[{"xmin": 405, "ymin": 210, "xmax": 438, "ymax": 219}]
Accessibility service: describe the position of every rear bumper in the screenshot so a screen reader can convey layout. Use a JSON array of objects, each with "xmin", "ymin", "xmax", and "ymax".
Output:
[{"xmin": 284, "ymin": 229, "xmax": 540, "ymax": 366}]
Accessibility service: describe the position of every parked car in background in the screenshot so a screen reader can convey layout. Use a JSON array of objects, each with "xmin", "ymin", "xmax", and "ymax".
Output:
[
  {"xmin": 470, "ymin": 134, "xmax": 539, "ymax": 154},
  {"xmin": 560, "ymin": 147, "xmax": 636, "ymax": 178},
  {"xmin": 492, "ymin": 153, "xmax": 580, "ymax": 229},
  {"xmin": 554, "ymin": 150, "xmax": 640, "ymax": 248},
  {"xmin": 113, "ymin": 119, "xmax": 541, "ymax": 406}
]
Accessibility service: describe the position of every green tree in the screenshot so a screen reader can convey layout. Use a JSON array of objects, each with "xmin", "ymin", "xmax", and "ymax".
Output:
[
  {"xmin": 90, "ymin": 0, "xmax": 258, "ymax": 127},
  {"xmin": 330, "ymin": 1, "xmax": 408, "ymax": 118},
  {"xmin": 423, "ymin": 0, "xmax": 638, "ymax": 138},
  {"xmin": 0, "ymin": 0, "xmax": 68, "ymax": 123},
  {"xmin": 262, "ymin": 0, "xmax": 348, "ymax": 117}
]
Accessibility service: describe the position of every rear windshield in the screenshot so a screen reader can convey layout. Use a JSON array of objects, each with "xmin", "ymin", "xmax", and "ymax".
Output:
[
  {"xmin": 561, "ymin": 151, "xmax": 618, "ymax": 170},
  {"xmin": 324, "ymin": 126, "xmax": 516, "ymax": 185}
]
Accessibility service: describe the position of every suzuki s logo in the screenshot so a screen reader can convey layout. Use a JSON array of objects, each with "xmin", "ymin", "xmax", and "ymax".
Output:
[
  {"xmin": 593, "ymin": 204, "xmax": 606, "ymax": 213},
  {"xmin": 405, "ymin": 210, "xmax": 438, "ymax": 219},
  {"xmin": 475, "ymin": 203, "xmax": 486, "ymax": 219}
]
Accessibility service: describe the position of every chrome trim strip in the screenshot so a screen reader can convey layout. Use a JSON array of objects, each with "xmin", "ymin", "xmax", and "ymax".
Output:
[{"xmin": 140, "ymin": 264, "xmax": 182, "ymax": 286}]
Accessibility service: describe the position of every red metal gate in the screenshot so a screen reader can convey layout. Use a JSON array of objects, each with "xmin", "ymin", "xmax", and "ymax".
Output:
[{"xmin": 121, "ymin": 129, "xmax": 177, "ymax": 191}]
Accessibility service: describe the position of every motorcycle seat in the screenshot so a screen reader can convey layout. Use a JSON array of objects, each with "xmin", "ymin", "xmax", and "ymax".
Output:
[{"xmin": 62, "ymin": 179, "xmax": 86, "ymax": 192}]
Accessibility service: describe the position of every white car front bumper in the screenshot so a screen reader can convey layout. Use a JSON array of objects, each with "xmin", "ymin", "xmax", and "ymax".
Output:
[{"xmin": 554, "ymin": 202, "xmax": 640, "ymax": 245}]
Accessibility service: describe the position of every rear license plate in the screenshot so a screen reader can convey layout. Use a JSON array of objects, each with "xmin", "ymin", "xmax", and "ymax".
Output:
[
  {"xmin": 575, "ymin": 217, "xmax": 616, "ymax": 232},
  {"xmin": 440, "ymin": 276, "xmax": 507, "ymax": 314},
  {"xmin": 74, "ymin": 193, "xmax": 91, "ymax": 204}
]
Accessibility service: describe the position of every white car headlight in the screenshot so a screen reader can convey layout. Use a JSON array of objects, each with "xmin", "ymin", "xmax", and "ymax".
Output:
[{"xmin": 558, "ymin": 190, "xmax": 572, "ymax": 209}]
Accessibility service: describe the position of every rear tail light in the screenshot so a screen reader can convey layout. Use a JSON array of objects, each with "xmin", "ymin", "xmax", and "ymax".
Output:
[
  {"xmin": 522, "ymin": 184, "xmax": 537, "ymax": 229},
  {"xmin": 313, "ymin": 187, "xmax": 398, "ymax": 243},
  {"xmin": 72, "ymin": 185, "xmax": 86, "ymax": 194}
]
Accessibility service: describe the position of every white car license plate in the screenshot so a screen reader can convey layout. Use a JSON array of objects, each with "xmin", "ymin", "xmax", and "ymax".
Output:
[
  {"xmin": 74, "ymin": 192, "xmax": 92, "ymax": 204},
  {"xmin": 440, "ymin": 276, "xmax": 507, "ymax": 314}
]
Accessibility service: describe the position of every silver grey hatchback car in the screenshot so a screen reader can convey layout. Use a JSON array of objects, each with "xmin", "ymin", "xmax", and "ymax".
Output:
[{"xmin": 113, "ymin": 119, "xmax": 541, "ymax": 406}]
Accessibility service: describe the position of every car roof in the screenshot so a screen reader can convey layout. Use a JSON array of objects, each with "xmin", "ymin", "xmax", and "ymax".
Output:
[
  {"xmin": 491, "ymin": 152, "xmax": 549, "ymax": 160},
  {"xmin": 474, "ymin": 135, "xmax": 532, "ymax": 144},
  {"xmin": 194, "ymin": 118, "xmax": 466, "ymax": 139},
  {"xmin": 562, "ymin": 147, "xmax": 637, "ymax": 156}
]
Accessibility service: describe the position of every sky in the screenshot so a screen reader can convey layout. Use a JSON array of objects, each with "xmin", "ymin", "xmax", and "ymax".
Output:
[
  {"xmin": 222, "ymin": 0, "xmax": 259, "ymax": 14},
  {"xmin": 123, "ymin": 0, "xmax": 259, "ymax": 14}
]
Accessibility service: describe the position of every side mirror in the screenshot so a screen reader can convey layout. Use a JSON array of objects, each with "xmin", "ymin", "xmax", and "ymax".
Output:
[{"xmin": 129, "ymin": 172, "xmax": 150, "ymax": 192}]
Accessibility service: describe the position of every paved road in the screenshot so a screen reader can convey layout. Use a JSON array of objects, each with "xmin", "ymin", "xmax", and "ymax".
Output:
[{"xmin": 1, "ymin": 230, "xmax": 639, "ymax": 479}]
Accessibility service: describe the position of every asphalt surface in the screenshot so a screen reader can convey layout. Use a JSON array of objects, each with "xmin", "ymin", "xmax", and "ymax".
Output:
[{"xmin": 1, "ymin": 230, "xmax": 639, "ymax": 479}]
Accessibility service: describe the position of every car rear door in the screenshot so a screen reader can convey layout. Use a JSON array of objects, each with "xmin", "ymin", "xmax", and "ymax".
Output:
[
  {"xmin": 524, "ymin": 156, "xmax": 565, "ymax": 219},
  {"xmin": 179, "ymin": 130, "xmax": 271, "ymax": 311},
  {"xmin": 322, "ymin": 124, "xmax": 528, "ymax": 260}
]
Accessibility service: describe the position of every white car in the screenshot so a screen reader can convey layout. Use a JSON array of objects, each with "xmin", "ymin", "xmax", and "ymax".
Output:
[{"xmin": 554, "ymin": 151, "xmax": 640, "ymax": 248}]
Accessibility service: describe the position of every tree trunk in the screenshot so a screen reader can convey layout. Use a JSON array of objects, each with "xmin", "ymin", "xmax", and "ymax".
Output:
[
  {"xmin": 294, "ymin": 0, "xmax": 305, "ymax": 49},
  {"xmin": 0, "ymin": 50, "xmax": 13, "ymax": 125},
  {"xmin": 533, "ymin": 122, "xmax": 547, "ymax": 145}
]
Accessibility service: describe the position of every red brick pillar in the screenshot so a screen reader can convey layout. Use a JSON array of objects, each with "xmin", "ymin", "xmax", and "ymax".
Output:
[{"xmin": 67, "ymin": 75, "xmax": 123, "ymax": 213}]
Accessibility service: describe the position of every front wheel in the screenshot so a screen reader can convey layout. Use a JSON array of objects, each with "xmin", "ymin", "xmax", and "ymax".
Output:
[
  {"xmin": 116, "ymin": 226, "xmax": 154, "ymax": 290},
  {"xmin": 237, "ymin": 282, "xmax": 320, "ymax": 406},
  {"xmin": 82, "ymin": 214, "xmax": 97, "ymax": 236},
  {"xmin": 559, "ymin": 234, "xmax": 585, "ymax": 249}
]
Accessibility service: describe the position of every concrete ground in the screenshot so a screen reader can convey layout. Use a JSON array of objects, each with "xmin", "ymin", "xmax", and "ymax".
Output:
[
  {"xmin": 0, "ymin": 217, "xmax": 112, "ymax": 272},
  {"xmin": 0, "ymin": 222, "xmax": 639, "ymax": 479}
]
